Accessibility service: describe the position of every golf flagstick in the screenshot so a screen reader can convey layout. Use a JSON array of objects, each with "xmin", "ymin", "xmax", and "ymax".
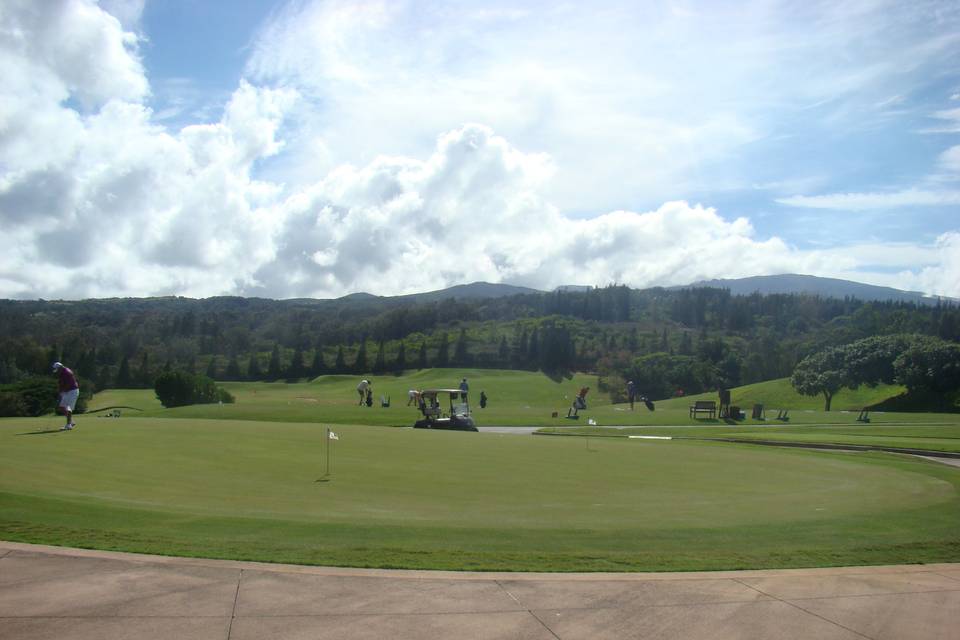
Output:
[{"xmin": 325, "ymin": 427, "xmax": 339, "ymax": 477}]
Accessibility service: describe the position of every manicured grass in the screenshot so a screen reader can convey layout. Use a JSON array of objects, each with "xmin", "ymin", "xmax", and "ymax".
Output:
[
  {"xmin": 657, "ymin": 377, "xmax": 907, "ymax": 412},
  {"xmin": 88, "ymin": 371, "xmax": 960, "ymax": 452},
  {"xmin": 542, "ymin": 423, "xmax": 960, "ymax": 453},
  {"xmin": 1, "ymin": 416, "xmax": 958, "ymax": 571},
  {"xmin": 90, "ymin": 369, "xmax": 603, "ymax": 427},
  {"xmin": 87, "ymin": 371, "xmax": 916, "ymax": 428}
]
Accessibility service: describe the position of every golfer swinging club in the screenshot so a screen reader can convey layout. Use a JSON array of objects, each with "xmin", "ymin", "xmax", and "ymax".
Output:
[{"xmin": 52, "ymin": 361, "xmax": 79, "ymax": 430}]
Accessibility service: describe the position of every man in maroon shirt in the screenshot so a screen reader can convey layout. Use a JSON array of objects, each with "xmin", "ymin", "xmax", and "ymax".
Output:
[{"xmin": 52, "ymin": 362, "xmax": 79, "ymax": 430}]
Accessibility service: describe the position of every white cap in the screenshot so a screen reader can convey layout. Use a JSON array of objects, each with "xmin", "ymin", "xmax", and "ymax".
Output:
[{"xmin": 52, "ymin": 362, "xmax": 63, "ymax": 371}]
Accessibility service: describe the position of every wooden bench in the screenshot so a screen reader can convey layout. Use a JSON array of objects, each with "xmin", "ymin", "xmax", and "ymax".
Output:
[{"xmin": 689, "ymin": 400, "xmax": 717, "ymax": 419}]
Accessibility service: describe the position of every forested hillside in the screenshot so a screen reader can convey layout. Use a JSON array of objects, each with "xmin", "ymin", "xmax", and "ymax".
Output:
[{"xmin": 1, "ymin": 285, "xmax": 958, "ymax": 401}]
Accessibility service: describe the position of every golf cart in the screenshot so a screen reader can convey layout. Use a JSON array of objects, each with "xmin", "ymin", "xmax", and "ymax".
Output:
[{"xmin": 413, "ymin": 388, "xmax": 478, "ymax": 431}]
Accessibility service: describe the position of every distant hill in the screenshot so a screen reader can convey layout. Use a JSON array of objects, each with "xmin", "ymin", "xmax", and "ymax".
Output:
[
  {"xmin": 679, "ymin": 274, "xmax": 953, "ymax": 306},
  {"xmin": 339, "ymin": 281, "xmax": 542, "ymax": 304}
]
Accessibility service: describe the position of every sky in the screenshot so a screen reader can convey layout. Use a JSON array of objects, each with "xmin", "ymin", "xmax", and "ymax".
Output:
[{"xmin": 1, "ymin": 0, "xmax": 959, "ymax": 300}]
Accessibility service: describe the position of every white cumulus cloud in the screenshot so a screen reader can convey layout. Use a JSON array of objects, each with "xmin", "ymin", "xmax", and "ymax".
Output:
[
  {"xmin": 1, "ymin": 0, "xmax": 959, "ymax": 301},
  {"xmin": 777, "ymin": 189, "xmax": 960, "ymax": 210}
]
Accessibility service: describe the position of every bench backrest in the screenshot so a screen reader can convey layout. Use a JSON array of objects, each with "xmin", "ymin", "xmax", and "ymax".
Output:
[{"xmin": 694, "ymin": 401, "xmax": 716, "ymax": 409}]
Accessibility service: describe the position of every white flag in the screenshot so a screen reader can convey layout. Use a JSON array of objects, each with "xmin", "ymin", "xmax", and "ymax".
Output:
[{"xmin": 328, "ymin": 431, "xmax": 339, "ymax": 440}]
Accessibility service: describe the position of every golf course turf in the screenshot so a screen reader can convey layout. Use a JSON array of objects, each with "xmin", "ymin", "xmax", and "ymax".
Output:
[{"xmin": 2, "ymin": 389, "xmax": 959, "ymax": 570}]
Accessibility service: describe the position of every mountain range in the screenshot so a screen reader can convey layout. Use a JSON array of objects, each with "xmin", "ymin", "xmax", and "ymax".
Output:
[{"xmin": 339, "ymin": 275, "xmax": 954, "ymax": 306}]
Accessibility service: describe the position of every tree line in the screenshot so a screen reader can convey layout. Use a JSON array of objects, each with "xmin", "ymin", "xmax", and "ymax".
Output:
[
  {"xmin": 791, "ymin": 334, "xmax": 960, "ymax": 410},
  {"xmin": 0, "ymin": 286, "xmax": 957, "ymax": 402}
]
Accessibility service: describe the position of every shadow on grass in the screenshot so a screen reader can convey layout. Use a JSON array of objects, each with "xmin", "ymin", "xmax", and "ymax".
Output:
[{"xmin": 17, "ymin": 429, "xmax": 65, "ymax": 436}]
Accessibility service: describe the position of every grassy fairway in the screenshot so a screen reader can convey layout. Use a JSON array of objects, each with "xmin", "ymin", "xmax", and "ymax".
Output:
[
  {"xmin": 90, "ymin": 369, "xmax": 602, "ymax": 427},
  {"xmin": 90, "ymin": 369, "xmax": 917, "ymax": 427},
  {"xmin": 1, "ymin": 416, "xmax": 958, "ymax": 571},
  {"xmin": 542, "ymin": 424, "xmax": 960, "ymax": 454}
]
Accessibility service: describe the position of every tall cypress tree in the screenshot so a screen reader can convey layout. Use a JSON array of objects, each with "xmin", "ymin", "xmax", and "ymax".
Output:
[
  {"xmin": 527, "ymin": 328, "xmax": 540, "ymax": 369},
  {"xmin": 394, "ymin": 341, "xmax": 407, "ymax": 372},
  {"xmin": 225, "ymin": 355, "xmax": 241, "ymax": 380},
  {"xmin": 353, "ymin": 340, "xmax": 367, "ymax": 373},
  {"xmin": 98, "ymin": 364, "xmax": 113, "ymax": 389},
  {"xmin": 515, "ymin": 329, "xmax": 528, "ymax": 368},
  {"xmin": 247, "ymin": 353, "xmax": 262, "ymax": 380},
  {"xmin": 417, "ymin": 341, "xmax": 428, "ymax": 369},
  {"xmin": 287, "ymin": 346, "xmax": 305, "ymax": 379},
  {"xmin": 372, "ymin": 339, "xmax": 386, "ymax": 373},
  {"xmin": 310, "ymin": 348, "xmax": 327, "ymax": 376},
  {"xmin": 453, "ymin": 329, "xmax": 469, "ymax": 365},
  {"xmin": 116, "ymin": 356, "xmax": 131, "ymax": 387},
  {"xmin": 205, "ymin": 356, "xmax": 217, "ymax": 380},
  {"xmin": 267, "ymin": 344, "xmax": 282, "ymax": 380},
  {"xmin": 334, "ymin": 346, "xmax": 347, "ymax": 373},
  {"xmin": 137, "ymin": 353, "xmax": 152, "ymax": 388},
  {"xmin": 435, "ymin": 333, "xmax": 449, "ymax": 367}
]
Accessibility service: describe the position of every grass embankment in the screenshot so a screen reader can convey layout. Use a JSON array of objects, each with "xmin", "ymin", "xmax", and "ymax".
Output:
[
  {"xmin": 90, "ymin": 370, "xmax": 909, "ymax": 426},
  {"xmin": 1, "ymin": 417, "xmax": 958, "ymax": 571}
]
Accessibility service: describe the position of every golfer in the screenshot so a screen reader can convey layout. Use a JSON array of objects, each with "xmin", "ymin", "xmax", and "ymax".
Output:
[
  {"xmin": 626, "ymin": 379, "xmax": 637, "ymax": 410},
  {"xmin": 357, "ymin": 379, "xmax": 370, "ymax": 405},
  {"xmin": 52, "ymin": 362, "xmax": 79, "ymax": 430},
  {"xmin": 459, "ymin": 377, "xmax": 469, "ymax": 401}
]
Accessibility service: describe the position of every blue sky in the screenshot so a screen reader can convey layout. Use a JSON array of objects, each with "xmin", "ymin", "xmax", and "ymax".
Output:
[{"xmin": 1, "ymin": 0, "xmax": 958, "ymax": 299}]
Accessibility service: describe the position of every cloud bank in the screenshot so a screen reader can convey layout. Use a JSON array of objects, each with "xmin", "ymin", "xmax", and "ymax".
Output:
[{"xmin": 0, "ymin": 0, "xmax": 958, "ymax": 300}]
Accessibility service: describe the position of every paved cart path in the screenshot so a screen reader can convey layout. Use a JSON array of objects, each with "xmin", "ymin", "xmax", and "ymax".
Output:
[{"xmin": 1, "ymin": 541, "xmax": 958, "ymax": 639}]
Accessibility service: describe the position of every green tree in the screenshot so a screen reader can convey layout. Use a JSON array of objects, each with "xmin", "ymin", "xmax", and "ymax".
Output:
[
  {"xmin": 527, "ymin": 327, "xmax": 540, "ymax": 369},
  {"xmin": 287, "ymin": 346, "xmax": 305, "ymax": 379},
  {"xmin": 0, "ymin": 375, "xmax": 90, "ymax": 417},
  {"xmin": 844, "ymin": 334, "xmax": 915, "ymax": 388},
  {"xmin": 453, "ymin": 329, "xmax": 469, "ymax": 365},
  {"xmin": 310, "ymin": 348, "xmax": 327, "ymax": 377},
  {"xmin": 225, "ymin": 355, "xmax": 241, "ymax": 381},
  {"xmin": 154, "ymin": 371, "xmax": 235, "ymax": 408},
  {"xmin": 513, "ymin": 329, "xmax": 528, "ymax": 368},
  {"xmin": 498, "ymin": 336, "xmax": 509, "ymax": 364},
  {"xmin": 267, "ymin": 344, "xmax": 282, "ymax": 380},
  {"xmin": 116, "ymin": 356, "xmax": 132, "ymax": 387},
  {"xmin": 394, "ymin": 341, "xmax": 407, "ymax": 372},
  {"xmin": 894, "ymin": 337, "xmax": 960, "ymax": 397},
  {"xmin": 435, "ymin": 333, "xmax": 449, "ymax": 367},
  {"xmin": 247, "ymin": 353, "xmax": 262, "ymax": 380},
  {"xmin": 353, "ymin": 340, "xmax": 368, "ymax": 373},
  {"xmin": 97, "ymin": 364, "xmax": 112, "ymax": 389},
  {"xmin": 791, "ymin": 346, "xmax": 849, "ymax": 411},
  {"xmin": 136, "ymin": 352, "xmax": 152, "ymax": 388},
  {"xmin": 205, "ymin": 357, "xmax": 218, "ymax": 380},
  {"xmin": 626, "ymin": 352, "xmax": 717, "ymax": 400},
  {"xmin": 334, "ymin": 346, "xmax": 347, "ymax": 373},
  {"xmin": 372, "ymin": 339, "xmax": 386, "ymax": 373},
  {"xmin": 417, "ymin": 341, "xmax": 428, "ymax": 369}
]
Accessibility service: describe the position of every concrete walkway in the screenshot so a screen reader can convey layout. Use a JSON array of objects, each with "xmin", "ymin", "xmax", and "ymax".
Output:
[{"xmin": 1, "ymin": 542, "xmax": 958, "ymax": 639}]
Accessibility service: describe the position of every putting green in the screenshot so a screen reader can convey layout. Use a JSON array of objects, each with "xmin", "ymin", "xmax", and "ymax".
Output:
[{"xmin": 1, "ymin": 417, "xmax": 958, "ymax": 571}]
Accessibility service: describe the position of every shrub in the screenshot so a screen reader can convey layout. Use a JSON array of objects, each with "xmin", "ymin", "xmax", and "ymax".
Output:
[
  {"xmin": 0, "ymin": 391, "xmax": 28, "ymax": 417},
  {"xmin": 154, "ymin": 371, "xmax": 236, "ymax": 408},
  {"xmin": 0, "ymin": 376, "xmax": 88, "ymax": 416}
]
